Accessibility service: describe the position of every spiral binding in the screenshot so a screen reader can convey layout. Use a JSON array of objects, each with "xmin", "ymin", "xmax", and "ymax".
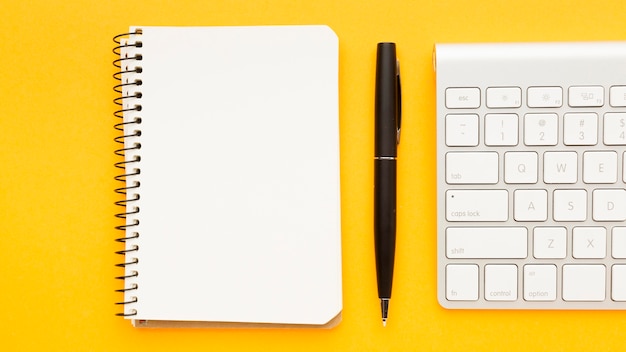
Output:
[{"xmin": 113, "ymin": 29, "xmax": 143, "ymax": 317}]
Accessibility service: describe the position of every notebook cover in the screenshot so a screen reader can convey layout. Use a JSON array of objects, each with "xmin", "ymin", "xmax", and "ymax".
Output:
[{"xmin": 114, "ymin": 25, "xmax": 342, "ymax": 327}]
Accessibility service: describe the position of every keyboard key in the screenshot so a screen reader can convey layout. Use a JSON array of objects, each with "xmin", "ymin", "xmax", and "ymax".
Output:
[
  {"xmin": 446, "ymin": 190, "xmax": 508, "ymax": 222},
  {"xmin": 583, "ymin": 151, "xmax": 617, "ymax": 184},
  {"xmin": 612, "ymin": 265, "xmax": 626, "ymax": 301},
  {"xmin": 485, "ymin": 265, "xmax": 518, "ymax": 301},
  {"xmin": 533, "ymin": 227, "xmax": 566, "ymax": 259},
  {"xmin": 603, "ymin": 113, "xmax": 626, "ymax": 145},
  {"xmin": 553, "ymin": 189, "xmax": 587, "ymax": 221},
  {"xmin": 446, "ymin": 88, "xmax": 480, "ymax": 109},
  {"xmin": 446, "ymin": 227, "xmax": 527, "ymax": 258},
  {"xmin": 572, "ymin": 227, "xmax": 606, "ymax": 259},
  {"xmin": 562, "ymin": 265, "xmax": 606, "ymax": 301},
  {"xmin": 514, "ymin": 189, "xmax": 547, "ymax": 221},
  {"xmin": 564, "ymin": 113, "xmax": 598, "ymax": 146},
  {"xmin": 609, "ymin": 86, "xmax": 626, "ymax": 107},
  {"xmin": 524, "ymin": 113, "xmax": 558, "ymax": 146},
  {"xmin": 523, "ymin": 265, "xmax": 557, "ymax": 301},
  {"xmin": 527, "ymin": 86, "xmax": 562, "ymax": 108},
  {"xmin": 446, "ymin": 152, "xmax": 498, "ymax": 184},
  {"xmin": 612, "ymin": 227, "xmax": 626, "ymax": 259},
  {"xmin": 569, "ymin": 86, "xmax": 604, "ymax": 107},
  {"xmin": 485, "ymin": 114, "xmax": 518, "ymax": 146},
  {"xmin": 446, "ymin": 114, "xmax": 479, "ymax": 146},
  {"xmin": 592, "ymin": 189, "xmax": 626, "ymax": 221},
  {"xmin": 544, "ymin": 151, "xmax": 577, "ymax": 184},
  {"xmin": 504, "ymin": 152, "xmax": 538, "ymax": 184},
  {"xmin": 446, "ymin": 264, "xmax": 479, "ymax": 301},
  {"xmin": 486, "ymin": 87, "xmax": 521, "ymax": 108}
]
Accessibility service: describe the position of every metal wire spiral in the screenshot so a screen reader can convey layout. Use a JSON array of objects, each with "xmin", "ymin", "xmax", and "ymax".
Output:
[{"xmin": 113, "ymin": 29, "xmax": 143, "ymax": 317}]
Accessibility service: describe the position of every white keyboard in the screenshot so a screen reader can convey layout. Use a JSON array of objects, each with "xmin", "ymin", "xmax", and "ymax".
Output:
[{"xmin": 435, "ymin": 42, "xmax": 626, "ymax": 309}]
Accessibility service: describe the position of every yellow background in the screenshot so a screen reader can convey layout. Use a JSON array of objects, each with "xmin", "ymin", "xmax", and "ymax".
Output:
[{"xmin": 1, "ymin": 0, "xmax": 626, "ymax": 350}]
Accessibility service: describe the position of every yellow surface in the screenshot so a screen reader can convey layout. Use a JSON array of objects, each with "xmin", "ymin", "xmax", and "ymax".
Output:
[{"xmin": 2, "ymin": 0, "xmax": 626, "ymax": 350}]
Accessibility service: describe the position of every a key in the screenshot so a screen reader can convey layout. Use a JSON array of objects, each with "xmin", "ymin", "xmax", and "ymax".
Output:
[
  {"xmin": 612, "ymin": 228, "xmax": 626, "ymax": 259},
  {"xmin": 553, "ymin": 189, "xmax": 587, "ymax": 221},
  {"xmin": 563, "ymin": 113, "xmax": 598, "ymax": 146},
  {"xmin": 544, "ymin": 151, "xmax": 577, "ymax": 184},
  {"xmin": 562, "ymin": 265, "xmax": 606, "ymax": 301},
  {"xmin": 514, "ymin": 189, "xmax": 548, "ymax": 221},
  {"xmin": 485, "ymin": 114, "xmax": 518, "ymax": 146},
  {"xmin": 446, "ymin": 264, "xmax": 479, "ymax": 301},
  {"xmin": 485, "ymin": 265, "xmax": 518, "ymax": 301},
  {"xmin": 446, "ymin": 227, "xmax": 527, "ymax": 258},
  {"xmin": 446, "ymin": 114, "xmax": 479, "ymax": 146},
  {"xmin": 609, "ymin": 86, "xmax": 626, "ymax": 107},
  {"xmin": 569, "ymin": 86, "xmax": 604, "ymax": 107},
  {"xmin": 572, "ymin": 227, "xmax": 606, "ymax": 259},
  {"xmin": 612, "ymin": 265, "xmax": 626, "ymax": 301},
  {"xmin": 446, "ymin": 88, "xmax": 480, "ymax": 109},
  {"xmin": 446, "ymin": 152, "xmax": 498, "ymax": 184},
  {"xmin": 583, "ymin": 151, "xmax": 617, "ymax": 184},
  {"xmin": 592, "ymin": 189, "xmax": 626, "ymax": 221},
  {"xmin": 524, "ymin": 113, "xmax": 558, "ymax": 146},
  {"xmin": 504, "ymin": 152, "xmax": 538, "ymax": 184},
  {"xmin": 446, "ymin": 190, "xmax": 508, "ymax": 221},
  {"xmin": 486, "ymin": 87, "xmax": 521, "ymax": 108},
  {"xmin": 527, "ymin": 87, "xmax": 562, "ymax": 108},
  {"xmin": 603, "ymin": 113, "xmax": 626, "ymax": 145},
  {"xmin": 524, "ymin": 265, "xmax": 557, "ymax": 301},
  {"xmin": 533, "ymin": 227, "xmax": 567, "ymax": 259}
]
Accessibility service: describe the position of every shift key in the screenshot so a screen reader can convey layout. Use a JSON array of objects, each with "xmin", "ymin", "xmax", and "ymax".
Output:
[
  {"xmin": 447, "ymin": 227, "xmax": 527, "ymax": 258},
  {"xmin": 446, "ymin": 190, "xmax": 508, "ymax": 221}
]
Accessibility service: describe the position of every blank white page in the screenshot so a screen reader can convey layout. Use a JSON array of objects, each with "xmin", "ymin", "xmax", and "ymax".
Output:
[{"xmin": 122, "ymin": 26, "xmax": 341, "ymax": 326}]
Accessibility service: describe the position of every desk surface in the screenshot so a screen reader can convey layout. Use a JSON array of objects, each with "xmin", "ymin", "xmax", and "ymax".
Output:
[{"xmin": 2, "ymin": 0, "xmax": 626, "ymax": 350}]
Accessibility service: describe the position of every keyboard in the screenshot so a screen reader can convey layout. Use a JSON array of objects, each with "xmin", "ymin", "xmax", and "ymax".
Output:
[{"xmin": 435, "ymin": 42, "xmax": 626, "ymax": 309}]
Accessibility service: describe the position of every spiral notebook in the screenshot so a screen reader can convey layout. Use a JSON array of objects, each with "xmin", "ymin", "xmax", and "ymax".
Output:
[{"xmin": 112, "ymin": 25, "xmax": 342, "ymax": 328}]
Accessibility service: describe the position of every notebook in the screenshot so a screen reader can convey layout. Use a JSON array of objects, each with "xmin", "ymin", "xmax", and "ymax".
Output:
[{"xmin": 112, "ymin": 25, "xmax": 342, "ymax": 328}]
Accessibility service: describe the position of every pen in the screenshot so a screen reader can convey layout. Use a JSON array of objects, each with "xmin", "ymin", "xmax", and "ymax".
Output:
[{"xmin": 374, "ymin": 42, "xmax": 401, "ymax": 327}]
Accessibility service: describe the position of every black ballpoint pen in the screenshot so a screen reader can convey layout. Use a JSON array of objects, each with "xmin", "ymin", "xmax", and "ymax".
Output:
[{"xmin": 374, "ymin": 42, "xmax": 401, "ymax": 327}]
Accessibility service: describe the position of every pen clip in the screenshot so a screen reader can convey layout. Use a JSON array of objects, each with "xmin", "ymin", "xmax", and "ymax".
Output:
[{"xmin": 396, "ymin": 59, "xmax": 402, "ymax": 145}]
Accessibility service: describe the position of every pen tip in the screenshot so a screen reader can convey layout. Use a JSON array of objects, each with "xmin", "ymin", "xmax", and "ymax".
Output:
[{"xmin": 380, "ymin": 298, "xmax": 389, "ymax": 327}]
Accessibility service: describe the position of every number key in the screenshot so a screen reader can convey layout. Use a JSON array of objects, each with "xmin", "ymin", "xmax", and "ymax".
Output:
[
  {"xmin": 604, "ymin": 113, "xmax": 626, "ymax": 145},
  {"xmin": 564, "ymin": 113, "xmax": 598, "ymax": 146},
  {"xmin": 485, "ymin": 113, "xmax": 518, "ymax": 146},
  {"xmin": 525, "ymin": 113, "xmax": 558, "ymax": 146}
]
